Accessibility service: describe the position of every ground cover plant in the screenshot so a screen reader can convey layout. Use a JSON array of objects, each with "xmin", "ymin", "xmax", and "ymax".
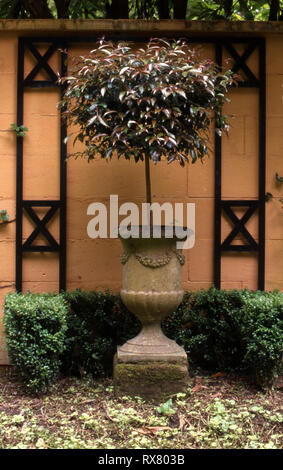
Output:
[{"xmin": 0, "ymin": 371, "xmax": 282, "ymax": 449}]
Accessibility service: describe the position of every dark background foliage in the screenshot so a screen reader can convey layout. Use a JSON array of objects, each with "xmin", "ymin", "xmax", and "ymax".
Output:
[{"xmin": 1, "ymin": 0, "xmax": 283, "ymax": 21}]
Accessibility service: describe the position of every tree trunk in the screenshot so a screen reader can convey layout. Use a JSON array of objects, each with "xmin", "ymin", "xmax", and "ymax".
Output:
[
  {"xmin": 105, "ymin": 0, "xmax": 112, "ymax": 18},
  {"xmin": 173, "ymin": 0, "xmax": 187, "ymax": 19},
  {"xmin": 145, "ymin": 154, "xmax": 153, "ymax": 226},
  {"xmin": 111, "ymin": 0, "xmax": 129, "ymax": 18},
  {"xmin": 238, "ymin": 0, "xmax": 254, "ymax": 20},
  {"xmin": 269, "ymin": 0, "xmax": 280, "ymax": 20},
  {"xmin": 157, "ymin": 0, "xmax": 170, "ymax": 19},
  {"xmin": 22, "ymin": 0, "xmax": 53, "ymax": 18},
  {"xmin": 54, "ymin": 0, "xmax": 71, "ymax": 18},
  {"xmin": 223, "ymin": 0, "xmax": 233, "ymax": 18}
]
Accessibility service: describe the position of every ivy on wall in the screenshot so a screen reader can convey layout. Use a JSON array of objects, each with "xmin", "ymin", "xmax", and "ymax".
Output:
[
  {"xmin": 0, "ymin": 210, "xmax": 10, "ymax": 223},
  {"xmin": 0, "ymin": 124, "xmax": 28, "ymax": 225},
  {"xmin": 266, "ymin": 173, "xmax": 283, "ymax": 210}
]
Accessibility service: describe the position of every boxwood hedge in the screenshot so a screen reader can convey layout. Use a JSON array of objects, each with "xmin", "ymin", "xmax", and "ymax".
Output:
[{"xmin": 3, "ymin": 287, "xmax": 282, "ymax": 393}]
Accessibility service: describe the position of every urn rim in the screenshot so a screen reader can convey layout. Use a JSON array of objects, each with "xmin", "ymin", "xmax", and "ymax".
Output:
[{"xmin": 118, "ymin": 225, "xmax": 189, "ymax": 241}]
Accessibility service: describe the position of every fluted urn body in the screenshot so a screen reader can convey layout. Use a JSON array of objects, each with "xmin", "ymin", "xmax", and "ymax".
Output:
[{"xmin": 118, "ymin": 226, "xmax": 188, "ymax": 363}]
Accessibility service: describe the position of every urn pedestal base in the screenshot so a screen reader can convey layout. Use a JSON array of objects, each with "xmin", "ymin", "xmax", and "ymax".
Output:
[
  {"xmin": 114, "ymin": 228, "xmax": 189, "ymax": 401},
  {"xmin": 117, "ymin": 321, "xmax": 187, "ymax": 362},
  {"xmin": 113, "ymin": 354, "xmax": 189, "ymax": 402}
]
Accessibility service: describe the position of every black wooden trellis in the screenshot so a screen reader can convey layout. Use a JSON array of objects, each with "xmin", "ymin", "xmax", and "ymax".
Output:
[
  {"xmin": 16, "ymin": 35, "xmax": 266, "ymax": 292},
  {"xmin": 214, "ymin": 38, "xmax": 266, "ymax": 290},
  {"xmin": 16, "ymin": 38, "xmax": 67, "ymax": 292}
]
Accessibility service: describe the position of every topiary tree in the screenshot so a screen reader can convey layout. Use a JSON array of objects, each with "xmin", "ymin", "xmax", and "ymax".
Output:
[
  {"xmin": 58, "ymin": 39, "xmax": 237, "ymax": 397},
  {"xmin": 58, "ymin": 38, "xmax": 235, "ymax": 210}
]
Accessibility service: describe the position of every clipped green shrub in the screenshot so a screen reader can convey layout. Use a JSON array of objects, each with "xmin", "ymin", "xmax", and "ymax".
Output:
[
  {"xmin": 61, "ymin": 290, "xmax": 140, "ymax": 378},
  {"xmin": 4, "ymin": 292, "xmax": 68, "ymax": 394},
  {"xmin": 163, "ymin": 287, "xmax": 283, "ymax": 388},
  {"xmin": 3, "ymin": 288, "xmax": 282, "ymax": 391}
]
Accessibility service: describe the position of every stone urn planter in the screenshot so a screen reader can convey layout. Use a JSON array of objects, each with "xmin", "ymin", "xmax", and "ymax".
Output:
[
  {"xmin": 114, "ymin": 226, "xmax": 189, "ymax": 400},
  {"xmin": 58, "ymin": 38, "xmax": 234, "ymax": 400}
]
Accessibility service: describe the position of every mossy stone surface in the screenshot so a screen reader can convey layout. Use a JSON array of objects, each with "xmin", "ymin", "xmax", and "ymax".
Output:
[{"xmin": 113, "ymin": 354, "xmax": 189, "ymax": 402}]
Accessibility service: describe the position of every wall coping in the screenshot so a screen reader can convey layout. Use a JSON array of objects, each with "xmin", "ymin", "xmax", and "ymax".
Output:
[{"xmin": 0, "ymin": 19, "xmax": 283, "ymax": 36}]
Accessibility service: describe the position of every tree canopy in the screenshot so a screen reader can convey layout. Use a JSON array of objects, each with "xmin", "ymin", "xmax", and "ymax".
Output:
[
  {"xmin": 0, "ymin": 0, "xmax": 283, "ymax": 21},
  {"xmin": 58, "ymin": 38, "xmax": 234, "ymax": 166}
]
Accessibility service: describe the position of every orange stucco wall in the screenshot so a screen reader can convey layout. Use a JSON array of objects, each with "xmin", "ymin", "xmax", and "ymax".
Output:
[{"xmin": 0, "ymin": 21, "xmax": 282, "ymax": 364}]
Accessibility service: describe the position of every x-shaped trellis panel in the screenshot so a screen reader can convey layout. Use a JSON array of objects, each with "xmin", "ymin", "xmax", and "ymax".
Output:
[
  {"xmin": 23, "ymin": 42, "xmax": 60, "ymax": 87},
  {"xmin": 221, "ymin": 201, "xmax": 259, "ymax": 252},
  {"xmin": 22, "ymin": 201, "xmax": 61, "ymax": 253},
  {"xmin": 224, "ymin": 42, "xmax": 259, "ymax": 86}
]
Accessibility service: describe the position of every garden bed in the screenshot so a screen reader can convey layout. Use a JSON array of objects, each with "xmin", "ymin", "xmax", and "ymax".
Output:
[{"xmin": 0, "ymin": 370, "xmax": 282, "ymax": 449}]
